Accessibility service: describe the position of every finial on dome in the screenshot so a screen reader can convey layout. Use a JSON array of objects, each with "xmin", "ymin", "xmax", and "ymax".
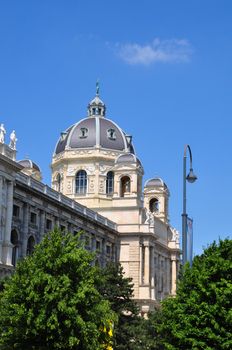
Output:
[
  {"xmin": 88, "ymin": 82, "xmax": 106, "ymax": 117},
  {"xmin": 96, "ymin": 80, "xmax": 100, "ymax": 96}
]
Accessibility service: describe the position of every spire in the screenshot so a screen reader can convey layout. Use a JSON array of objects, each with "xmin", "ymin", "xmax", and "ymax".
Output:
[
  {"xmin": 87, "ymin": 82, "xmax": 106, "ymax": 117},
  {"xmin": 96, "ymin": 80, "xmax": 100, "ymax": 96}
]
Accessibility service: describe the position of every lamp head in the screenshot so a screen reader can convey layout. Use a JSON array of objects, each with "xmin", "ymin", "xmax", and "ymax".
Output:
[{"xmin": 186, "ymin": 168, "xmax": 197, "ymax": 183}]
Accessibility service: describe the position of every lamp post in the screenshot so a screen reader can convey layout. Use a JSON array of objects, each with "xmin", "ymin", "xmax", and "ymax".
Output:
[{"xmin": 182, "ymin": 145, "xmax": 197, "ymax": 265}]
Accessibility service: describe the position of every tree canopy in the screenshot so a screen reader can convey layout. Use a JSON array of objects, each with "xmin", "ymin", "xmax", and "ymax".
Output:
[
  {"xmin": 0, "ymin": 229, "xmax": 116, "ymax": 350},
  {"xmin": 150, "ymin": 238, "xmax": 232, "ymax": 350},
  {"xmin": 98, "ymin": 262, "xmax": 154, "ymax": 350},
  {"xmin": 98, "ymin": 263, "xmax": 139, "ymax": 349}
]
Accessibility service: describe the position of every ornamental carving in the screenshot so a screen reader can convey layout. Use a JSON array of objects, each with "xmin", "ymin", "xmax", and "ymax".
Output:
[
  {"xmin": 67, "ymin": 167, "xmax": 76, "ymax": 176},
  {"xmin": 66, "ymin": 181, "xmax": 72, "ymax": 194},
  {"xmin": 85, "ymin": 166, "xmax": 95, "ymax": 174},
  {"xmin": 89, "ymin": 179, "xmax": 94, "ymax": 192},
  {"xmin": 99, "ymin": 180, "xmax": 104, "ymax": 193}
]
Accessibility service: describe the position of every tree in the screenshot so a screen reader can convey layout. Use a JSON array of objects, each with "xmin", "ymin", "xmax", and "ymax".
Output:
[
  {"xmin": 0, "ymin": 229, "xmax": 116, "ymax": 350},
  {"xmin": 98, "ymin": 262, "xmax": 152, "ymax": 350},
  {"xmin": 150, "ymin": 238, "xmax": 232, "ymax": 350}
]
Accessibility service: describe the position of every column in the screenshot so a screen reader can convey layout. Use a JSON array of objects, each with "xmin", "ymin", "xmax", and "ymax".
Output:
[
  {"xmin": 0, "ymin": 176, "xmax": 3, "ymax": 262},
  {"xmin": 5, "ymin": 181, "xmax": 14, "ymax": 242},
  {"xmin": 166, "ymin": 258, "xmax": 171, "ymax": 294},
  {"xmin": 21, "ymin": 203, "xmax": 29, "ymax": 257},
  {"xmin": 139, "ymin": 244, "xmax": 143, "ymax": 284},
  {"xmin": 55, "ymin": 216, "xmax": 60, "ymax": 228},
  {"xmin": 144, "ymin": 245, "xmax": 150, "ymax": 285},
  {"xmin": 102, "ymin": 238, "xmax": 106, "ymax": 267},
  {"xmin": 39, "ymin": 210, "xmax": 45, "ymax": 236},
  {"xmin": 150, "ymin": 246, "xmax": 155, "ymax": 299},
  {"xmin": 171, "ymin": 255, "xmax": 177, "ymax": 295},
  {"xmin": 2, "ymin": 180, "xmax": 14, "ymax": 265}
]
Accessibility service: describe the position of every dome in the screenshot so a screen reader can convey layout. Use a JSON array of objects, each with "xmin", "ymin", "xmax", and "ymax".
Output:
[
  {"xmin": 115, "ymin": 153, "xmax": 142, "ymax": 167},
  {"xmin": 18, "ymin": 159, "xmax": 41, "ymax": 172},
  {"xmin": 54, "ymin": 91, "xmax": 135, "ymax": 155},
  {"xmin": 145, "ymin": 177, "xmax": 167, "ymax": 188},
  {"xmin": 18, "ymin": 159, "xmax": 42, "ymax": 181}
]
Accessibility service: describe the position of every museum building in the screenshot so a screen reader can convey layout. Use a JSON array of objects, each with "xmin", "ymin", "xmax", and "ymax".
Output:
[{"xmin": 0, "ymin": 89, "xmax": 180, "ymax": 313}]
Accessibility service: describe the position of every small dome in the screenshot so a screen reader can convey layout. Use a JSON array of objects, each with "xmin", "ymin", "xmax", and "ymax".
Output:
[
  {"xmin": 115, "ymin": 153, "xmax": 142, "ymax": 167},
  {"xmin": 18, "ymin": 159, "xmax": 41, "ymax": 172},
  {"xmin": 145, "ymin": 177, "xmax": 167, "ymax": 188},
  {"xmin": 18, "ymin": 159, "xmax": 42, "ymax": 181}
]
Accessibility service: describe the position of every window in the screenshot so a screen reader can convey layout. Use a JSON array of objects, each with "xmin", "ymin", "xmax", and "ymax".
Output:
[
  {"xmin": 149, "ymin": 198, "xmax": 159, "ymax": 213},
  {"xmin": 60, "ymin": 225, "xmax": 66, "ymax": 232},
  {"xmin": 107, "ymin": 128, "xmax": 116, "ymax": 140},
  {"xmin": 106, "ymin": 245, "xmax": 111, "ymax": 256},
  {"xmin": 11, "ymin": 230, "xmax": 19, "ymax": 266},
  {"xmin": 120, "ymin": 176, "xmax": 131, "ymax": 197},
  {"xmin": 96, "ymin": 240, "xmax": 101, "ymax": 251},
  {"xmin": 56, "ymin": 173, "xmax": 61, "ymax": 192},
  {"xmin": 79, "ymin": 127, "xmax": 88, "ymax": 138},
  {"xmin": 13, "ymin": 205, "xmax": 20, "ymax": 218},
  {"xmin": 75, "ymin": 170, "xmax": 87, "ymax": 194},
  {"xmin": 106, "ymin": 171, "xmax": 114, "ymax": 195},
  {"xmin": 46, "ymin": 219, "xmax": 52, "ymax": 230},
  {"xmin": 60, "ymin": 131, "xmax": 67, "ymax": 141},
  {"xmin": 27, "ymin": 236, "xmax": 35, "ymax": 255},
  {"xmin": 30, "ymin": 212, "xmax": 37, "ymax": 224}
]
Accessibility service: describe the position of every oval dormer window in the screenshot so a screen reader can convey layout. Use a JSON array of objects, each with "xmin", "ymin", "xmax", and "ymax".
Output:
[
  {"xmin": 107, "ymin": 128, "xmax": 116, "ymax": 140},
  {"xmin": 79, "ymin": 127, "xmax": 88, "ymax": 138}
]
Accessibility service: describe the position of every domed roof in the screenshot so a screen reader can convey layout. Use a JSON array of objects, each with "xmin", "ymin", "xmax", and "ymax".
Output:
[
  {"xmin": 18, "ymin": 159, "xmax": 41, "ymax": 172},
  {"xmin": 145, "ymin": 177, "xmax": 167, "ymax": 188},
  {"xmin": 115, "ymin": 153, "xmax": 142, "ymax": 167},
  {"xmin": 54, "ymin": 91, "xmax": 135, "ymax": 155}
]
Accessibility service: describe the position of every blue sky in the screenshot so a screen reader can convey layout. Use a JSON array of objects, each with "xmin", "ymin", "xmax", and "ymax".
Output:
[{"xmin": 0, "ymin": 0, "xmax": 231, "ymax": 255}]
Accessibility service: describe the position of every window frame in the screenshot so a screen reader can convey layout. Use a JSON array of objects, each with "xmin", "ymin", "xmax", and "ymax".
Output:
[
  {"xmin": 79, "ymin": 127, "xmax": 88, "ymax": 138},
  {"xmin": 75, "ymin": 170, "xmax": 87, "ymax": 195},
  {"xmin": 106, "ymin": 171, "xmax": 114, "ymax": 195}
]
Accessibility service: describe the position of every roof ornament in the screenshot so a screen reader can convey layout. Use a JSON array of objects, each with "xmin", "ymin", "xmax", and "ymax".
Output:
[
  {"xmin": 0, "ymin": 123, "xmax": 6, "ymax": 144},
  {"xmin": 9, "ymin": 130, "xmax": 17, "ymax": 150},
  {"xmin": 96, "ymin": 80, "xmax": 100, "ymax": 96}
]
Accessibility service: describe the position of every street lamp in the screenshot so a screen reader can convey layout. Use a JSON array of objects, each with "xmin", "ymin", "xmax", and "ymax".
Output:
[{"xmin": 182, "ymin": 145, "xmax": 197, "ymax": 265}]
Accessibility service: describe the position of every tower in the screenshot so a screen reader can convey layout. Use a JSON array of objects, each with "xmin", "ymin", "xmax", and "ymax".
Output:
[{"xmin": 51, "ymin": 87, "xmax": 180, "ymax": 312}]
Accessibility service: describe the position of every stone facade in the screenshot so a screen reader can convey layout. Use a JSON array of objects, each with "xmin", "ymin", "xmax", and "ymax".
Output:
[
  {"xmin": 0, "ymin": 145, "xmax": 119, "ymax": 278},
  {"xmin": 51, "ymin": 91, "xmax": 180, "ymax": 312},
  {"xmin": 0, "ymin": 90, "xmax": 180, "ymax": 313}
]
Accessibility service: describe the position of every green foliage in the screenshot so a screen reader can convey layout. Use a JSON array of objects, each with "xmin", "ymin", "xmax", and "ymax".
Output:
[
  {"xmin": 0, "ymin": 229, "xmax": 116, "ymax": 350},
  {"xmin": 150, "ymin": 238, "xmax": 232, "ymax": 350},
  {"xmin": 98, "ymin": 262, "xmax": 152, "ymax": 350}
]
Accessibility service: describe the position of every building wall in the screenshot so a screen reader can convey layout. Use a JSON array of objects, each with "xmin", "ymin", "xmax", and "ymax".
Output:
[{"xmin": 0, "ymin": 150, "xmax": 119, "ymax": 278}]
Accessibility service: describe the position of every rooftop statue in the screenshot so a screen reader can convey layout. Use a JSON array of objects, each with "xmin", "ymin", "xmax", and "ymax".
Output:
[
  {"xmin": 9, "ymin": 130, "xmax": 17, "ymax": 150},
  {"xmin": 0, "ymin": 123, "xmax": 6, "ymax": 144}
]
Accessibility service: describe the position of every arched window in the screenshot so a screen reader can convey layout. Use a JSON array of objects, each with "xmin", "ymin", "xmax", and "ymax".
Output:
[
  {"xmin": 11, "ymin": 230, "xmax": 19, "ymax": 266},
  {"xmin": 56, "ymin": 173, "xmax": 61, "ymax": 192},
  {"xmin": 106, "ymin": 171, "xmax": 114, "ymax": 195},
  {"xmin": 27, "ymin": 236, "xmax": 35, "ymax": 255},
  {"xmin": 120, "ymin": 176, "xmax": 131, "ymax": 197},
  {"xmin": 75, "ymin": 170, "xmax": 87, "ymax": 194},
  {"xmin": 149, "ymin": 198, "xmax": 159, "ymax": 213}
]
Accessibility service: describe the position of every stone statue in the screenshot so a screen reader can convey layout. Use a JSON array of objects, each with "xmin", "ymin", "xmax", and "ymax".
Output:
[
  {"xmin": 171, "ymin": 228, "xmax": 179, "ymax": 244},
  {"xmin": 0, "ymin": 124, "xmax": 6, "ymax": 144},
  {"xmin": 9, "ymin": 130, "xmax": 17, "ymax": 150},
  {"xmin": 144, "ymin": 208, "xmax": 154, "ymax": 226}
]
